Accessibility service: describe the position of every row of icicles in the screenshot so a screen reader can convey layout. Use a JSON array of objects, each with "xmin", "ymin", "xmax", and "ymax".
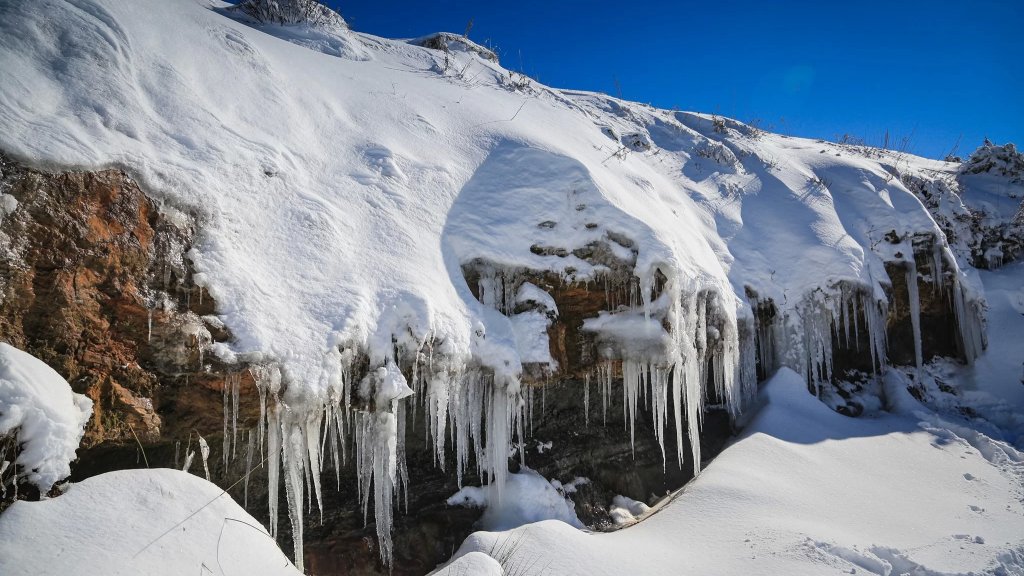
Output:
[{"xmin": 195, "ymin": 259, "xmax": 983, "ymax": 571}]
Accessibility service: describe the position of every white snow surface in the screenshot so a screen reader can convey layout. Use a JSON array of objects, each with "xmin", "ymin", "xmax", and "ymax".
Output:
[
  {"xmin": 608, "ymin": 494, "xmax": 651, "ymax": 526},
  {"xmin": 451, "ymin": 367, "xmax": 1024, "ymax": 575},
  {"xmin": 0, "ymin": 0, "xmax": 967, "ymax": 401},
  {"xmin": 0, "ymin": 343, "xmax": 92, "ymax": 493},
  {"xmin": 0, "ymin": 468, "xmax": 301, "ymax": 576},
  {"xmin": 446, "ymin": 466, "xmax": 583, "ymax": 531}
]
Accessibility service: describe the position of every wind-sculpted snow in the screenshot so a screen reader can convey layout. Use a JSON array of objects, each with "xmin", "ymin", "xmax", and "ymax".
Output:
[{"xmin": 0, "ymin": 0, "xmax": 990, "ymax": 568}]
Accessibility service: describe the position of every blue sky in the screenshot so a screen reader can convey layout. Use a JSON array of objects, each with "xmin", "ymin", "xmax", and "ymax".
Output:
[{"xmin": 327, "ymin": 0, "xmax": 1022, "ymax": 159}]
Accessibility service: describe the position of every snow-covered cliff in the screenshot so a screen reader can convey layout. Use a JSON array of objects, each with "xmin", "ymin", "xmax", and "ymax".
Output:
[{"xmin": 0, "ymin": 0, "xmax": 1019, "ymax": 572}]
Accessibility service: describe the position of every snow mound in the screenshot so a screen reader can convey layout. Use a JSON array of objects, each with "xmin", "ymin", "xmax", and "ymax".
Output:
[
  {"xmin": 0, "ymin": 468, "xmax": 301, "ymax": 576},
  {"xmin": 608, "ymin": 494, "xmax": 650, "ymax": 526},
  {"xmin": 0, "ymin": 343, "xmax": 92, "ymax": 493},
  {"xmin": 446, "ymin": 466, "xmax": 583, "ymax": 531}
]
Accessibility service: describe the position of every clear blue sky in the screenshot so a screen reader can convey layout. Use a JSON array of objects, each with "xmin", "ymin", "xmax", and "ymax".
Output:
[{"xmin": 325, "ymin": 0, "xmax": 1022, "ymax": 159}]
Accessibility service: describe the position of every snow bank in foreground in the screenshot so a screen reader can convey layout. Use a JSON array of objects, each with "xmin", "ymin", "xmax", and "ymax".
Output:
[
  {"xmin": 0, "ymin": 468, "xmax": 301, "ymax": 576},
  {"xmin": 446, "ymin": 466, "xmax": 583, "ymax": 531},
  {"xmin": 0, "ymin": 343, "xmax": 92, "ymax": 493},
  {"xmin": 451, "ymin": 368, "xmax": 1024, "ymax": 575}
]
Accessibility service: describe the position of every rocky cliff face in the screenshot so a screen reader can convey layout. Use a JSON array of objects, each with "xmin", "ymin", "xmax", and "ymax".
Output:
[
  {"xmin": 0, "ymin": 154, "xmax": 255, "ymax": 447},
  {"xmin": 0, "ymin": 156, "xmax": 732, "ymax": 574},
  {"xmin": 0, "ymin": 152, "xmax": 1013, "ymax": 574}
]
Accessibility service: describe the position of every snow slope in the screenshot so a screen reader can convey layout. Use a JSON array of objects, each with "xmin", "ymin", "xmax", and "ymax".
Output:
[
  {"xmin": 447, "ymin": 368, "xmax": 1024, "ymax": 576},
  {"xmin": 0, "ymin": 343, "xmax": 92, "ymax": 493},
  {"xmin": 0, "ymin": 468, "xmax": 302, "ymax": 576},
  {"xmin": 0, "ymin": 0, "xmax": 1000, "ymax": 567},
  {"xmin": 0, "ymin": 0, "xmax": 977, "ymax": 389}
]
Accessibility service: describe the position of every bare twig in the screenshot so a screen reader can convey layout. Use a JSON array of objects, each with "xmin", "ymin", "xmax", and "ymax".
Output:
[{"xmin": 127, "ymin": 423, "xmax": 150, "ymax": 469}]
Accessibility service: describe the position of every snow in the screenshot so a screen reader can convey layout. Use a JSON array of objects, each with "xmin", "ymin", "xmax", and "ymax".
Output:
[
  {"xmin": 432, "ymin": 551, "xmax": 504, "ymax": 576},
  {"xmin": 0, "ymin": 468, "xmax": 301, "ymax": 576},
  {"xmin": 608, "ymin": 495, "xmax": 650, "ymax": 526},
  {"xmin": 0, "ymin": 343, "xmax": 92, "ymax": 493},
  {"xmin": 446, "ymin": 466, "xmax": 583, "ymax": 532},
  {"xmin": 0, "ymin": 0, "xmax": 1000, "ymax": 567},
  {"xmin": 450, "ymin": 368, "xmax": 1024, "ymax": 575}
]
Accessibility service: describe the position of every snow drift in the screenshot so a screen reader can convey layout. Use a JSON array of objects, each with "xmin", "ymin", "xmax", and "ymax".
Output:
[{"xmin": 0, "ymin": 468, "xmax": 302, "ymax": 576}]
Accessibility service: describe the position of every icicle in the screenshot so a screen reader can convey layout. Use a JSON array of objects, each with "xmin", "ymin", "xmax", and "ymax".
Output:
[
  {"xmin": 223, "ymin": 377, "xmax": 230, "ymax": 469},
  {"xmin": 906, "ymin": 261, "xmax": 924, "ymax": 372},
  {"xmin": 147, "ymin": 309, "xmax": 152, "ymax": 343},
  {"xmin": 427, "ymin": 371, "xmax": 451, "ymax": 468},
  {"xmin": 267, "ymin": 403, "xmax": 282, "ymax": 539},
  {"xmin": 583, "ymin": 373, "xmax": 590, "ymax": 427},
  {"xmin": 282, "ymin": 421, "xmax": 306, "ymax": 572},
  {"xmin": 852, "ymin": 293, "xmax": 861, "ymax": 352},
  {"xmin": 862, "ymin": 292, "xmax": 888, "ymax": 374},
  {"xmin": 244, "ymin": 429, "xmax": 254, "ymax": 509},
  {"xmin": 327, "ymin": 403, "xmax": 342, "ymax": 489},
  {"xmin": 485, "ymin": 379, "xmax": 512, "ymax": 503},
  {"xmin": 841, "ymin": 288, "xmax": 851, "ymax": 348},
  {"xmin": 182, "ymin": 449, "xmax": 195, "ymax": 473},
  {"xmin": 953, "ymin": 276, "xmax": 985, "ymax": 363},
  {"xmin": 174, "ymin": 440, "xmax": 180, "ymax": 469},
  {"xmin": 355, "ymin": 410, "xmax": 400, "ymax": 568},
  {"xmin": 622, "ymin": 360, "xmax": 641, "ymax": 455},
  {"xmin": 600, "ymin": 358, "xmax": 612, "ymax": 425},
  {"xmin": 231, "ymin": 373, "xmax": 240, "ymax": 459},
  {"xmin": 650, "ymin": 364, "xmax": 668, "ymax": 468},
  {"xmin": 256, "ymin": 375, "xmax": 267, "ymax": 457},
  {"xmin": 305, "ymin": 410, "xmax": 324, "ymax": 524},
  {"xmin": 396, "ymin": 400, "xmax": 410, "ymax": 514},
  {"xmin": 198, "ymin": 434, "xmax": 211, "ymax": 481}
]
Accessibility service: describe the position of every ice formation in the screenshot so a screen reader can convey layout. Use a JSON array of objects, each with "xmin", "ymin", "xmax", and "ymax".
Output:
[{"xmin": 198, "ymin": 434, "xmax": 211, "ymax": 482}]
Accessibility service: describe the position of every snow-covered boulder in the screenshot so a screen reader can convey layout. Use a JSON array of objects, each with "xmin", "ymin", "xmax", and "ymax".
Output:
[
  {"xmin": 229, "ymin": 0, "xmax": 347, "ymax": 30},
  {"xmin": 0, "ymin": 343, "xmax": 92, "ymax": 494}
]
